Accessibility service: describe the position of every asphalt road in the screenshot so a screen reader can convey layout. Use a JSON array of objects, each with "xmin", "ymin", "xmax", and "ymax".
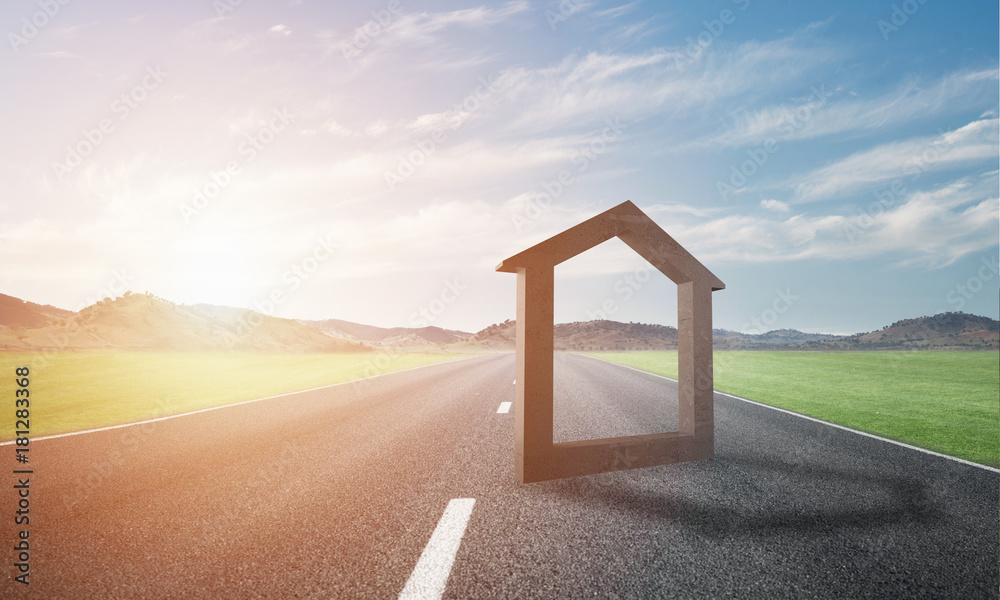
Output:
[{"xmin": 3, "ymin": 353, "xmax": 998, "ymax": 599}]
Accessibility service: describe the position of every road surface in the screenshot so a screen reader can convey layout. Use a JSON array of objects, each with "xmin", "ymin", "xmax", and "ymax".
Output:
[{"xmin": 3, "ymin": 353, "xmax": 998, "ymax": 599}]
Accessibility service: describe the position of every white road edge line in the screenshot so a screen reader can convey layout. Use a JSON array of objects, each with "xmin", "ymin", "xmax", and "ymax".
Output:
[
  {"xmin": 0, "ymin": 354, "xmax": 488, "ymax": 447},
  {"xmin": 578, "ymin": 353, "xmax": 1000, "ymax": 474},
  {"xmin": 496, "ymin": 401, "xmax": 512, "ymax": 414},
  {"xmin": 398, "ymin": 498, "xmax": 476, "ymax": 600}
]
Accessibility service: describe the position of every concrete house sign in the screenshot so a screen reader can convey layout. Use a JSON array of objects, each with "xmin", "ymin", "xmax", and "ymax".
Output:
[{"xmin": 496, "ymin": 201, "xmax": 725, "ymax": 483}]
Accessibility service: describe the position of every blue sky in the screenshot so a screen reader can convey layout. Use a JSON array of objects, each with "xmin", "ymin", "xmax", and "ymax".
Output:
[{"xmin": 1, "ymin": 0, "xmax": 997, "ymax": 334}]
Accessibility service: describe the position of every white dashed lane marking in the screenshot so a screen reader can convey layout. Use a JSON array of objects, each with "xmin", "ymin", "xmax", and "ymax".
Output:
[{"xmin": 398, "ymin": 498, "xmax": 476, "ymax": 600}]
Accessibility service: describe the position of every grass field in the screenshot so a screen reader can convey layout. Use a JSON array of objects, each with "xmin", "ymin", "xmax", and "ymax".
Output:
[
  {"xmin": 0, "ymin": 350, "xmax": 473, "ymax": 442},
  {"xmin": 586, "ymin": 350, "xmax": 999, "ymax": 468}
]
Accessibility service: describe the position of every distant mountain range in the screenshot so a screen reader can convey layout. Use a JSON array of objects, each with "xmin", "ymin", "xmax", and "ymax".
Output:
[
  {"xmin": 0, "ymin": 292, "xmax": 367, "ymax": 353},
  {"xmin": 458, "ymin": 313, "xmax": 999, "ymax": 352},
  {"xmin": 301, "ymin": 318, "xmax": 471, "ymax": 346},
  {"xmin": 0, "ymin": 292, "xmax": 469, "ymax": 353},
  {"xmin": 0, "ymin": 291, "xmax": 996, "ymax": 352}
]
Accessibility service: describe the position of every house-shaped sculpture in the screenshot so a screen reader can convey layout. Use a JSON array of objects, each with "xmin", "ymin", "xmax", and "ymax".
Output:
[{"xmin": 496, "ymin": 200, "xmax": 725, "ymax": 483}]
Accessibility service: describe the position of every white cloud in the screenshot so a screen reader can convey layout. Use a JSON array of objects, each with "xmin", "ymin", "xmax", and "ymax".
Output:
[
  {"xmin": 645, "ymin": 202, "xmax": 724, "ymax": 218},
  {"xmin": 594, "ymin": 1, "xmax": 642, "ymax": 19},
  {"xmin": 602, "ymin": 17, "xmax": 661, "ymax": 44},
  {"xmin": 489, "ymin": 35, "xmax": 830, "ymax": 136},
  {"xmin": 52, "ymin": 21, "xmax": 101, "ymax": 38},
  {"xmin": 703, "ymin": 68, "xmax": 1000, "ymax": 148},
  {"xmin": 310, "ymin": 199, "xmax": 499, "ymax": 277},
  {"xmin": 381, "ymin": 134, "xmax": 602, "ymax": 193},
  {"xmin": 388, "ymin": 0, "xmax": 530, "ymax": 43},
  {"xmin": 760, "ymin": 199, "xmax": 790, "ymax": 212},
  {"xmin": 331, "ymin": 1, "xmax": 529, "ymax": 67},
  {"xmin": 786, "ymin": 118, "xmax": 999, "ymax": 203},
  {"xmin": 678, "ymin": 172, "xmax": 999, "ymax": 267},
  {"xmin": 321, "ymin": 119, "xmax": 358, "ymax": 138},
  {"xmin": 364, "ymin": 120, "xmax": 390, "ymax": 137}
]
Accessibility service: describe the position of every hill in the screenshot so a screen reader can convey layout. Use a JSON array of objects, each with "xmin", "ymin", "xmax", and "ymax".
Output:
[
  {"xmin": 814, "ymin": 312, "xmax": 1000, "ymax": 350},
  {"xmin": 0, "ymin": 292, "xmax": 368, "ymax": 353},
  {"xmin": 459, "ymin": 319, "xmax": 517, "ymax": 351},
  {"xmin": 302, "ymin": 318, "xmax": 471, "ymax": 347},
  {"xmin": 457, "ymin": 319, "xmax": 677, "ymax": 351},
  {"xmin": 555, "ymin": 320, "xmax": 678, "ymax": 351},
  {"xmin": 460, "ymin": 312, "xmax": 999, "ymax": 352},
  {"xmin": 0, "ymin": 293, "xmax": 73, "ymax": 329},
  {"xmin": 713, "ymin": 328, "xmax": 838, "ymax": 349},
  {"xmin": 2, "ymin": 289, "xmax": 995, "ymax": 353}
]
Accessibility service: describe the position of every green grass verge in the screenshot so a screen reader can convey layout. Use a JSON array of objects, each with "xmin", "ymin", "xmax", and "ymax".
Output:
[
  {"xmin": 0, "ymin": 350, "xmax": 474, "ymax": 441},
  {"xmin": 584, "ymin": 350, "xmax": 1000, "ymax": 468}
]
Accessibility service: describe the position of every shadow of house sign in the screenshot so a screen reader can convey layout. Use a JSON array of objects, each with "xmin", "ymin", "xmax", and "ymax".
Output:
[{"xmin": 496, "ymin": 200, "xmax": 725, "ymax": 483}]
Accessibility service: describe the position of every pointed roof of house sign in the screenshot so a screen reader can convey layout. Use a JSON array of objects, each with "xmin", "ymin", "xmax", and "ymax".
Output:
[{"xmin": 496, "ymin": 200, "xmax": 724, "ymax": 291}]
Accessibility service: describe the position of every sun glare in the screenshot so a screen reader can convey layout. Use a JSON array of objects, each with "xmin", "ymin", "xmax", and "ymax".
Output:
[{"xmin": 163, "ymin": 238, "xmax": 262, "ymax": 308}]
